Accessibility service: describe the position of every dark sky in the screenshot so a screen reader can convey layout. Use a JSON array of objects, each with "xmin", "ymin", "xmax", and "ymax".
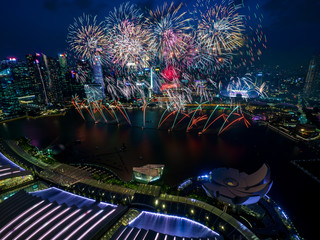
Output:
[{"xmin": 0, "ymin": 0, "xmax": 319, "ymax": 67}]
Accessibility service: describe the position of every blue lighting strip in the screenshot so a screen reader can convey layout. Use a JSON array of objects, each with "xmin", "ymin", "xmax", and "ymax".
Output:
[
  {"xmin": 0, "ymin": 152, "xmax": 25, "ymax": 171},
  {"xmin": 128, "ymin": 211, "xmax": 220, "ymax": 237},
  {"xmin": 30, "ymin": 187, "xmax": 117, "ymax": 208}
]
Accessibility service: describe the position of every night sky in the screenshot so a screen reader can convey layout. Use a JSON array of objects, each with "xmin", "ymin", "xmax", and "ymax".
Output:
[{"xmin": 1, "ymin": 0, "xmax": 319, "ymax": 67}]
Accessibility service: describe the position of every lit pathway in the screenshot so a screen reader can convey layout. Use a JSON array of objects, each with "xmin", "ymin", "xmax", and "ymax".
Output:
[{"xmin": 159, "ymin": 194, "xmax": 260, "ymax": 240}]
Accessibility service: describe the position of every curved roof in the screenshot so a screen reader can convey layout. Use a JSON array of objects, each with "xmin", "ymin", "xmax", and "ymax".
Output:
[
  {"xmin": 128, "ymin": 211, "xmax": 221, "ymax": 239},
  {"xmin": 0, "ymin": 151, "xmax": 24, "ymax": 170},
  {"xmin": 0, "ymin": 189, "xmax": 124, "ymax": 240},
  {"xmin": 30, "ymin": 187, "xmax": 117, "ymax": 209},
  {"xmin": 203, "ymin": 164, "xmax": 273, "ymax": 205},
  {"xmin": 0, "ymin": 151, "xmax": 31, "ymax": 181}
]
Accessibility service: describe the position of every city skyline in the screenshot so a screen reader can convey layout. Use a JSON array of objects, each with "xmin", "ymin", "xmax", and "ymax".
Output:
[
  {"xmin": 0, "ymin": 1, "xmax": 319, "ymax": 239},
  {"xmin": 0, "ymin": 0, "xmax": 319, "ymax": 66}
]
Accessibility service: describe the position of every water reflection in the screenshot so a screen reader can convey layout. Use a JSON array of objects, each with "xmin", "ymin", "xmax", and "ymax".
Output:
[{"xmin": 0, "ymin": 109, "xmax": 317, "ymax": 239}]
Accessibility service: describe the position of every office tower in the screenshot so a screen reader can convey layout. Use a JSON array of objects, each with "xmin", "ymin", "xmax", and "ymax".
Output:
[
  {"xmin": 26, "ymin": 53, "xmax": 48, "ymax": 106},
  {"xmin": 58, "ymin": 53, "xmax": 73, "ymax": 100},
  {"xmin": 42, "ymin": 54, "xmax": 64, "ymax": 104},
  {"xmin": 92, "ymin": 55, "xmax": 105, "ymax": 98},
  {"xmin": 0, "ymin": 68, "xmax": 21, "ymax": 117},
  {"xmin": 58, "ymin": 55, "xmax": 86, "ymax": 101},
  {"xmin": 256, "ymin": 72, "xmax": 263, "ymax": 86},
  {"xmin": 303, "ymin": 55, "xmax": 320, "ymax": 100},
  {"xmin": 11, "ymin": 60, "xmax": 33, "ymax": 97},
  {"xmin": 68, "ymin": 69, "xmax": 85, "ymax": 99},
  {"xmin": 26, "ymin": 53, "xmax": 64, "ymax": 106}
]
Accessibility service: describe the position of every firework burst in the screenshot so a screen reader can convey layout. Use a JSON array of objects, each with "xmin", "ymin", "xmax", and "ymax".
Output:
[
  {"xmin": 144, "ymin": 2, "xmax": 192, "ymax": 66},
  {"xmin": 197, "ymin": 2, "xmax": 244, "ymax": 54},
  {"xmin": 67, "ymin": 14, "xmax": 108, "ymax": 65},
  {"xmin": 105, "ymin": 2, "xmax": 143, "ymax": 29},
  {"xmin": 238, "ymin": 2, "xmax": 268, "ymax": 66},
  {"xmin": 188, "ymin": 0, "xmax": 244, "ymax": 72},
  {"xmin": 220, "ymin": 74, "xmax": 267, "ymax": 99},
  {"xmin": 67, "ymin": 1, "xmax": 267, "ymax": 104},
  {"xmin": 105, "ymin": 2, "xmax": 151, "ymax": 69},
  {"xmin": 109, "ymin": 20, "xmax": 151, "ymax": 68}
]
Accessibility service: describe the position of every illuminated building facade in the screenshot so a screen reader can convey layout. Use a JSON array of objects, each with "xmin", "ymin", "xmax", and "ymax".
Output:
[
  {"xmin": 303, "ymin": 55, "xmax": 320, "ymax": 100},
  {"xmin": 26, "ymin": 53, "xmax": 64, "ymax": 106},
  {"xmin": 42, "ymin": 54, "xmax": 64, "ymax": 104},
  {"xmin": 26, "ymin": 53, "xmax": 48, "ymax": 106},
  {"xmin": 133, "ymin": 164, "xmax": 164, "ymax": 183},
  {"xmin": 0, "ymin": 58, "xmax": 37, "ymax": 111},
  {"xmin": 92, "ymin": 55, "xmax": 105, "ymax": 97},
  {"xmin": 84, "ymin": 84, "xmax": 104, "ymax": 101},
  {"xmin": 58, "ymin": 53, "xmax": 75, "ymax": 100},
  {"xmin": 10, "ymin": 61, "xmax": 33, "ymax": 97},
  {"xmin": 0, "ymin": 68, "xmax": 21, "ymax": 117}
]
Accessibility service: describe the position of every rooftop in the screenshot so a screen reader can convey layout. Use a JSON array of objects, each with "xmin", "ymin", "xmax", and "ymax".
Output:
[
  {"xmin": 0, "ymin": 188, "xmax": 126, "ymax": 240},
  {"xmin": 133, "ymin": 164, "xmax": 165, "ymax": 177}
]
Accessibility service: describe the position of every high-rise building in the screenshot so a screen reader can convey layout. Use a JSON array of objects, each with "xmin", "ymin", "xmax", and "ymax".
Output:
[
  {"xmin": 9, "ymin": 60, "xmax": 37, "ymax": 109},
  {"xmin": 58, "ymin": 53, "xmax": 73, "ymax": 100},
  {"xmin": 42, "ymin": 54, "xmax": 64, "ymax": 104},
  {"xmin": 303, "ymin": 55, "xmax": 320, "ymax": 100},
  {"xmin": 70, "ymin": 59, "xmax": 91, "ymax": 99},
  {"xmin": 0, "ymin": 57, "xmax": 19, "ymax": 68},
  {"xmin": 58, "ymin": 53, "xmax": 67, "ymax": 69},
  {"xmin": 11, "ymin": 60, "xmax": 33, "ymax": 97},
  {"xmin": 26, "ymin": 53, "xmax": 64, "ymax": 106},
  {"xmin": 85, "ymin": 56, "xmax": 105, "ymax": 101},
  {"xmin": 92, "ymin": 55, "xmax": 105, "ymax": 97},
  {"xmin": 26, "ymin": 53, "xmax": 48, "ymax": 106},
  {"xmin": 0, "ymin": 68, "xmax": 21, "ymax": 118},
  {"xmin": 256, "ymin": 72, "xmax": 263, "ymax": 86}
]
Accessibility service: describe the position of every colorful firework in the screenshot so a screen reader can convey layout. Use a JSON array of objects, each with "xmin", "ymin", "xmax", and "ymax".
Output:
[
  {"xmin": 105, "ymin": 2, "xmax": 143, "ymax": 29},
  {"xmin": 220, "ymin": 74, "xmax": 267, "ymax": 99},
  {"xmin": 191, "ymin": 0, "xmax": 267, "ymax": 70},
  {"xmin": 180, "ymin": 39, "xmax": 232, "ymax": 74},
  {"xmin": 108, "ymin": 20, "xmax": 151, "ymax": 68},
  {"xmin": 67, "ymin": 1, "xmax": 268, "ymax": 135},
  {"xmin": 67, "ymin": 14, "xmax": 108, "ymax": 65},
  {"xmin": 188, "ymin": 0, "xmax": 245, "ymax": 72},
  {"xmin": 104, "ymin": 74, "xmax": 149, "ymax": 101},
  {"xmin": 105, "ymin": 3, "xmax": 151, "ymax": 68},
  {"xmin": 232, "ymin": 1, "xmax": 268, "ymax": 67},
  {"xmin": 144, "ymin": 2, "xmax": 192, "ymax": 66},
  {"xmin": 197, "ymin": 3, "xmax": 244, "ymax": 54}
]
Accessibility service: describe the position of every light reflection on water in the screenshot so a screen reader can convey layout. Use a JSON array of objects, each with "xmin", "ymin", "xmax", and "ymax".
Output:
[
  {"xmin": 0, "ymin": 109, "xmax": 317, "ymax": 239},
  {"xmin": 0, "ymin": 109, "xmax": 301, "ymax": 184}
]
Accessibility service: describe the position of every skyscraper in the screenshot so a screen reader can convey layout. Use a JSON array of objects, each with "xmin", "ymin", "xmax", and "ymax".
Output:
[
  {"xmin": 92, "ymin": 54, "xmax": 105, "ymax": 98},
  {"xmin": 26, "ymin": 53, "xmax": 48, "ymax": 106},
  {"xmin": 303, "ymin": 55, "xmax": 320, "ymax": 100},
  {"xmin": 42, "ymin": 54, "xmax": 63, "ymax": 104},
  {"xmin": 26, "ymin": 53, "xmax": 64, "ymax": 106},
  {"xmin": 58, "ymin": 53, "xmax": 73, "ymax": 100},
  {"xmin": 0, "ymin": 68, "xmax": 21, "ymax": 118},
  {"xmin": 58, "ymin": 54, "xmax": 86, "ymax": 101},
  {"xmin": 11, "ymin": 60, "xmax": 33, "ymax": 97}
]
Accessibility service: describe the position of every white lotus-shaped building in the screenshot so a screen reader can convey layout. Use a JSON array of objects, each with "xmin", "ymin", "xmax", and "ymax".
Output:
[{"xmin": 202, "ymin": 164, "xmax": 273, "ymax": 205}]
